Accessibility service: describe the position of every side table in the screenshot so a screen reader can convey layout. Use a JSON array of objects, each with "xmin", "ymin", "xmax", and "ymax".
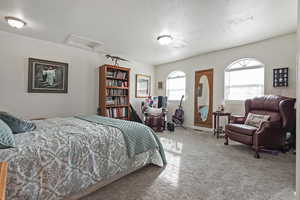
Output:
[{"xmin": 213, "ymin": 112, "xmax": 231, "ymax": 138}]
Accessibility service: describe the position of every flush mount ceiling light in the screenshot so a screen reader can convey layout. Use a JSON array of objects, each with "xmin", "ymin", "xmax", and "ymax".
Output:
[
  {"xmin": 157, "ymin": 35, "xmax": 173, "ymax": 45},
  {"xmin": 5, "ymin": 16, "xmax": 26, "ymax": 29}
]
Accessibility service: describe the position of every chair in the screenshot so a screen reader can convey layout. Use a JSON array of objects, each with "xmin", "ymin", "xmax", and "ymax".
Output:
[
  {"xmin": 224, "ymin": 95, "xmax": 296, "ymax": 158},
  {"xmin": 141, "ymin": 102, "xmax": 167, "ymax": 132},
  {"xmin": 144, "ymin": 112, "xmax": 166, "ymax": 132}
]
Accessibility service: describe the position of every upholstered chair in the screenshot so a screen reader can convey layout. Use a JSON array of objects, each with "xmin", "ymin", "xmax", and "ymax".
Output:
[{"xmin": 224, "ymin": 95, "xmax": 296, "ymax": 158}]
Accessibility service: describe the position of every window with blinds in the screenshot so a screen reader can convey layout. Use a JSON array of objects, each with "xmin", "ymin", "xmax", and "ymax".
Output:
[
  {"xmin": 225, "ymin": 58, "xmax": 264, "ymax": 101},
  {"xmin": 166, "ymin": 71, "xmax": 186, "ymax": 101}
]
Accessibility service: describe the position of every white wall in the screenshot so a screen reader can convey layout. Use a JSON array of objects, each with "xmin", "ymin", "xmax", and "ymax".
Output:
[
  {"xmin": 119, "ymin": 60, "xmax": 155, "ymax": 117},
  {"xmin": 155, "ymin": 33, "xmax": 297, "ymax": 129},
  {"xmin": 296, "ymin": 1, "xmax": 300, "ymax": 198},
  {"xmin": 0, "ymin": 31, "xmax": 154, "ymax": 119}
]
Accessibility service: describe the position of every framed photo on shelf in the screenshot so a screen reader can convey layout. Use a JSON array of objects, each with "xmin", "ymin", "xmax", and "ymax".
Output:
[
  {"xmin": 28, "ymin": 58, "xmax": 68, "ymax": 93},
  {"xmin": 136, "ymin": 74, "xmax": 151, "ymax": 98}
]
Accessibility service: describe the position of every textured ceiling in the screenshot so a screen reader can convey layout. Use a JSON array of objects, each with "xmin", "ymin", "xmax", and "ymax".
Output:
[{"xmin": 0, "ymin": 0, "xmax": 297, "ymax": 65}]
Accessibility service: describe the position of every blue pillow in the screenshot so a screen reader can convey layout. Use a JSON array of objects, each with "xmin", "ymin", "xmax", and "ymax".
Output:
[
  {"xmin": 0, "ymin": 112, "xmax": 36, "ymax": 134},
  {"xmin": 0, "ymin": 119, "xmax": 15, "ymax": 149}
]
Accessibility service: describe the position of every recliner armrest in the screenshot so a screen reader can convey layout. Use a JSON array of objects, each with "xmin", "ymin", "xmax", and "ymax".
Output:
[
  {"xmin": 279, "ymin": 99, "xmax": 296, "ymax": 129},
  {"xmin": 230, "ymin": 115, "xmax": 246, "ymax": 124},
  {"xmin": 256, "ymin": 121, "xmax": 281, "ymax": 134}
]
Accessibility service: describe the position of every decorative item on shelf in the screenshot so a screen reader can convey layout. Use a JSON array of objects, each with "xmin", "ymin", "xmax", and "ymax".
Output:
[
  {"xmin": 217, "ymin": 105, "xmax": 224, "ymax": 112},
  {"xmin": 105, "ymin": 54, "xmax": 129, "ymax": 66},
  {"xmin": 273, "ymin": 67, "xmax": 288, "ymax": 87},
  {"xmin": 28, "ymin": 58, "xmax": 68, "ymax": 93},
  {"xmin": 221, "ymin": 100, "xmax": 225, "ymax": 112},
  {"xmin": 217, "ymin": 100, "xmax": 225, "ymax": 112},
  {"xmin": 136, "ymin": 74, "xmax": 151, "ymax": 98}
]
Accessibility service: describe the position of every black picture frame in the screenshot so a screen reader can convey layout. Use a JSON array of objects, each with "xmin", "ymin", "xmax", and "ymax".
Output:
[
  {"xmin": 28, "ymin": 58, "xmax": 68, "ymax": 93},
  {"xmin": 273, "ymin": 67, "xmax": 288, "ymax": 88}
]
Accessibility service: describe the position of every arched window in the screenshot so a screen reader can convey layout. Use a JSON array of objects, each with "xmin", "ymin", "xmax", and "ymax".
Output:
[
  {"xmin": 166, "ymin": 71, "xmax": 186, "ymax": 101},
  {"xmin": 225, "ymin": 58, "xmax": 264, "ymax": 101}
]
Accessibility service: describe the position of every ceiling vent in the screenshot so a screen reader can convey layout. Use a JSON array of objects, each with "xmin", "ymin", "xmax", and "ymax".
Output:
[{"xmin": 65, "ymin": 34, "xmax": 105, "ymax": 52}]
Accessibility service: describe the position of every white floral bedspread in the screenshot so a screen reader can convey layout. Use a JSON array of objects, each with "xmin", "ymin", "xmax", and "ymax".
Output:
[{"xmin": 0, "ymin": 117, "xmax": 163, "ymax": 200}]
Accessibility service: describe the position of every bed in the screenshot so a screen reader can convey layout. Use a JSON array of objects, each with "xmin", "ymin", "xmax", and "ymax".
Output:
[{"xmin": 0, "ymin": 116, "xmax": 166, "ymax": 200}]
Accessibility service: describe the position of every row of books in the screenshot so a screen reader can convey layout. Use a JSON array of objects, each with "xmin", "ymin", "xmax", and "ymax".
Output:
[
  {"xmin": 106, "ymin": 80, "xmax": 128, "ymax": 87},
  {"xmin": 106, "ymin": 96, "xmax": 128, "ymax": 105},
  {"xmin": 107, "ymin": 70, "xmax": 128, "ymax": 79},
  {"xmin": 106, "ymin": 107, "xmax": 128, "ymax": 118},
  {"xmin": 106, "ymin": 88, "xmax": 128, "ymax": 96}
]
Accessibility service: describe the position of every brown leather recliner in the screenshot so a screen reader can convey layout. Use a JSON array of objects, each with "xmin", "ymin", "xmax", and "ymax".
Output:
[{"xmin": 225, "ymin": 95, "xmax": 296, "ymax": 158}]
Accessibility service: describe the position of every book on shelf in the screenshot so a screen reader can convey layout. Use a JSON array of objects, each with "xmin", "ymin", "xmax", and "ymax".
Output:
[
  {"xmin": 106, "ymin": 80, "xmax": 128, "ymax": 87},
  {"xmin": 106, "ymin": 88, "xmax": 128, "ymax": 96},
  {"xmin": 106, "ymin": 107, "xmax": 128, "ymax": 118},
  {"xmin": 106, "ymin": 70, "xmax": 128, "ymax": 80},
  {"xmin": 106, "ymin": 71, "xmax": 115, "ymax": 78},
  {"xmin": 106, "ymin": 96, "xmax": 128, "ymax": 105},
  {"xmin": 106, "ymin": 97, "xmax": 114, "ymax": 105}
]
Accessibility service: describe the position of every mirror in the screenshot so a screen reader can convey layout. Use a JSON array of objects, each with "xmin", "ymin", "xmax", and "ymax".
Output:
[
  {"xmin": 194, "ymin": 69, "xmax": 213, "ymax": 128},
  {"xmin": 198, "ymin": 75, "xmax": 209, "ymax": 121}
]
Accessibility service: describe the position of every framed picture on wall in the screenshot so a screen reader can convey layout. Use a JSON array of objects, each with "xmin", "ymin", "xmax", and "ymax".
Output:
[
  {"xmin": 273, "ymin": 67, "xmax": 288, "ymax": 87},
  {"xmin": 158, "ymin": 81, "xmax": 163, "ymax": 89},
  {"xmin": 136, "ymin": 74, "xmax": 151, "ymax": 98},
  {"xmin": 28, "ymin": 58, "xmax": 68, "ymax": 93}
]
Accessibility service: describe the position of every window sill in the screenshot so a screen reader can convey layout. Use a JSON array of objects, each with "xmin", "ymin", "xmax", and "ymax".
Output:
[{"xmin": 225, "ymin": 100, "xmax": 245, "ymax": 105}]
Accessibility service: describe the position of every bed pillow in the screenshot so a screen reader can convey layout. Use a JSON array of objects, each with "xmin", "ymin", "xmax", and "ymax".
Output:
[
  {"xmin": 245, "ymin": 113, "xmax": 270, "ymax": 128},
  {"xmin": 0, "ymin": 112, "xmax": 36, "ymax": 134},
  {"xmin": 0, "ymin": 119, "xmax": 15, "ymax": 149}
]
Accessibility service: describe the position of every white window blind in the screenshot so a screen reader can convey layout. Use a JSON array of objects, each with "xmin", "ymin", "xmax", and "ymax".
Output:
[
  {"xmin": 225, "ymin": 59, "xmax": 264, "ymax": 101},
  {"xmin": 166, "ymin": 71, "xmax": 186, "ymax": 101}
]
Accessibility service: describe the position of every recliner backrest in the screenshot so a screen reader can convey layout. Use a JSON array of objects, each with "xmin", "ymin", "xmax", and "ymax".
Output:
[
  {"xmin": 246, "ymin": 95, "xmax": 287, "ymax": 112},
  {"xmin": 245, "ymin": 95, "xmax": 296, "ymax": 129}
]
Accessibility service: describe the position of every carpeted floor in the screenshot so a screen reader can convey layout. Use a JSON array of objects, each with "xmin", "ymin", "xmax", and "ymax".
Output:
[{"xmin": 82, "ymin": 128, "xmax": 295, "ymax": 200}]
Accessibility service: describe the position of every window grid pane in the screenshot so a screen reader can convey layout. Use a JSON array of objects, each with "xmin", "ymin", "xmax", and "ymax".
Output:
[
  {"xmin": 167, "ymin": 71, "xmax": 186, "ymax": 100},
  {"xmin": 225, "ymin": 59, "xmax": 264, "ymax": 101}
]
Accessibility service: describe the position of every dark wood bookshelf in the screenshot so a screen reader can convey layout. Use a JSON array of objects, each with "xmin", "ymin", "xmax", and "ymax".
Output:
[{"xmin": 99, "ymin": 65, "xmax": 130, "ymax": 120}]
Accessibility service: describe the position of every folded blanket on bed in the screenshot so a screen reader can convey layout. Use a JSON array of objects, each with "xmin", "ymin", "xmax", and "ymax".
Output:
[{"xmin": 76, "ymin": 115, "xmax": 167, "ymax": 165}]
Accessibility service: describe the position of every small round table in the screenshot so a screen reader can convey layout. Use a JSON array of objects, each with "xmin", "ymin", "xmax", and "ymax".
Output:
[{"xmin": 213, "ymin": 111, "xmax": 231, "ymax": 138}]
